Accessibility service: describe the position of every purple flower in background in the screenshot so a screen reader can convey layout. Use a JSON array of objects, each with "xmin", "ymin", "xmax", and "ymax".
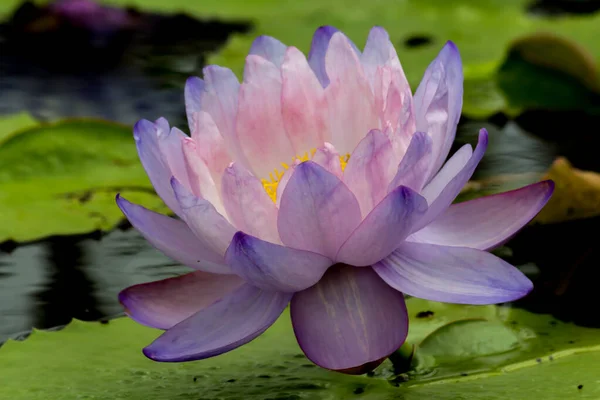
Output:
[
  {"xmin": 48, "ymin": 0, "xmax": 133, "ymax": 33},
  {"xmin": 116, "ymin": 26, "xmax": 554, "ymax": 374}
]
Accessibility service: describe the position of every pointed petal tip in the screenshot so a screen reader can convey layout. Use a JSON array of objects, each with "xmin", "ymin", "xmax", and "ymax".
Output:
[
  {"xmin": 132, "ymin": 119, "xmax": 153, "ymax": 141},
  {"xmin": 142, "ymin": 346, "xmax": 164, "ymax": 362},
  {"xmin": 444, "ymin": 40, "xmax": 458, "ymax": 50},
  {"xmin": 115, "ymin": 193, "xmax": 133, "ymax": 215},
  {"xmin": 314, "ymin": 25, "xmax": 339, "ymax": 36},
  {"xmin": 479, "ymin": 127, "xmax": 489, "ymax": 140},
  {"xmin": 543, "ymin": 179, "xmax": 555, "ymax": 193},
  {"xmin": 186, "ymin": 76, "xmax": 202, "ymax": 86}
]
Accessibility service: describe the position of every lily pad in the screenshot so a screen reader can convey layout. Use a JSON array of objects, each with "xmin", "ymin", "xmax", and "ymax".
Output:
[
  {"xmin": 2, "ymin": 298, "xmax": 599, "ymax": 399},
  {"xmin": 0, "ymin": 118, "xmax": 166, "ymax": 243},
  {"xmin": 0, "ymin": 112, "xmax": 38, "ymax": 143},
  {"xmin": 418, "ymin": 319, "xmax": 521, "ymax": 361}
]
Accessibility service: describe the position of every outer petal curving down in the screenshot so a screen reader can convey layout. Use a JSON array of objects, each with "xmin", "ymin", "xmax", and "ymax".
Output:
[
  {"xmin": 291, "ymin": 265, "xmax": 408, "ymax": 373},
  {"xmin": 143, "ymin": 284, "xmax": 292, "ymax": 362}
]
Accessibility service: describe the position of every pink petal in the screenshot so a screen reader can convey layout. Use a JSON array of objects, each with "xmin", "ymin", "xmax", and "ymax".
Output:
[
  {"xmin": 189, "ymin": 111, "xmax": 231, "ymax": 190},
  {"xmin": 308, "ymin": 26, "xmax": 360, "ymax": 87},
  {"xmin": 291, "ymin": 265, "xmax": 408, "ymax": 372},
  {"xmin": 225, "ymin": 232, "xmax": 332, "ymax": 292},
  {"xmin": 413, "ymin": 41, "xmax": 463, "ymax": 183},
  {"xmin": 119, "ymin": 271, "xmax": 244, "ymax": 330},
  {"xmin": 361, "ymin": 26, "xmax": 406, "ymax": 90},
  {"xmin": 410, "ymin": 181, "xmax": 554, "ymax": 250},
  {"xmin": 181, "ymin": 137, "xmax": 225, "ymax": 216},
  {"xmin": 373, "ymin": 242, "xmax": 533, "ymax": 304},
  {"xmin": 325, "ymin": 32, "xmax": 379, "ymax": 154},
  {"xmin": 382, "ymin": 79, "xmax": 415, "ymax": 159},
  {"xmin": 343, "ymin": 129, "xmax": 396, "ymax": 215},
  {"xmin": 202, "ymin": 65, "xmax": 250, "ymax": 168},
  {"xmin": 171, "ymin": 178, "xmax": 236, "ymax": 257},
  {"xmin": 281, "ymin": 46, "xmax": 329, "ymax": 153},
  {"xmin": 336, "ymin": 186, "xmax": 428, "ymax": 266},
  {"xmin": 237, "ymin": 55, "xmax": 295, "ymax": 177},
  {"xmin": 116, "ymin": 195, "xmax": 228, "ymax": 273},
  {"xmin": 387, "ymin": 131, "xmax": 433, "ymax": 193},
  {"xmin": 221, "ymin": 162, "xmax": 280, "ymax": 243},
  {"xmin": 414, "ymin": 129, "xmax": 488, "ymax": 231},
  {"xmin": 311, "ymin": 143, "xmax": 343, "ymax": 179},
  {"xmin": 278, "ymin": 161, "xmax": 362, "ymax": 259},
  {"xmin": 143, "ymin": 284, "xmax": 292, "ymax": 362},
  {"xmin": 249, "ymin": 35, "xmax": 287, "ymax": 67}
]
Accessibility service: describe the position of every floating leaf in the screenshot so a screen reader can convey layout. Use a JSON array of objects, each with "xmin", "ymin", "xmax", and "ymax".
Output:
[
  {"xmin": 0, "ymin": 112, "xmax": 38, "ymax": 143},
  {"xmin": 0, "ymin": 119, "xmax": 165, "ymax": 243},
  {"xmin": 2, "ymin": 298, "xmax": 600, "ymax": 399},
  {"xmin": 418, "ymin": 319, "xmax": 521, "ymax": 362}
]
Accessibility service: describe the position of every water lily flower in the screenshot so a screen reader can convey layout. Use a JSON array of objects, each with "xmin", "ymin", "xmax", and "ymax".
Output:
[{"xmin": 116, "ymin": 26, "xmax": 554, "ymax": 374}]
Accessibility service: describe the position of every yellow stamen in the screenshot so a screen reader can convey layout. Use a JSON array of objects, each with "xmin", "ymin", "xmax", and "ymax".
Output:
[{"xmin": 261, "ymin": 150, "xmax": 350, "ymax": 203}]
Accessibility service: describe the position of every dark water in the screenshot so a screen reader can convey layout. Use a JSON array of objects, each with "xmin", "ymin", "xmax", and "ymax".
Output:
[
  {"xmin": 0, "ymin": 228, "xmax": 188, "ymax": 342},
  {"xmin": 0, "ymin": 1, "xmax": 250, "ymax": 126}
]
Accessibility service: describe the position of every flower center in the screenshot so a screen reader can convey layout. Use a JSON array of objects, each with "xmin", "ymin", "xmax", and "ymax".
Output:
[{"xmin": 261, "ymin": 150, "xmax": 350, "ymax": 203}]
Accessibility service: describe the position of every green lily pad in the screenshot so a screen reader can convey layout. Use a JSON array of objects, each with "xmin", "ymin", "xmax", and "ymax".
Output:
[
  {"xmin": 419, "ymin": 319, "xmax": 521, "ymax": 361},
  {"xmin": 0, "ymin": 118, "xmax": 166, "ymax": 243},
  {"xmin": 0, "ymin": 112, "xmax": 38, "ymax": 143},
  {"xmin": 2, "ymin": 298, "xmax": 599, "ymax": 399}
]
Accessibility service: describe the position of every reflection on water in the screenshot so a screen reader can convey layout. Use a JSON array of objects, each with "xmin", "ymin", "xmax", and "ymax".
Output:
[{"xmin": 0, "ymin": 228, "xmax": 188, "ymax": 342}]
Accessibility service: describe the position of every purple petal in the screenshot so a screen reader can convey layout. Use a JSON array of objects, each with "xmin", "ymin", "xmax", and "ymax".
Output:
[
  {"xmin": 119, "ymin": 272, "xmax": 244, "ymax": 330},
  {"xmin": 249, "ymin": 35, "xmax": 287, "ymax": 68},
  {"xmin": 414, "ymin": 129, "xmax": 488, "ymax": 231},
  {"xmin": 291, "ymin": 265, "xmax": 408, "ymax": 372},
  {"xmin": 225, "ymin": 232, "xmax": 332, "ymax": 292},
  {"xmin": 343, "ymin": 129, "xmax": 396, "ymax": 215},
  {"xmin": 373, "ymin": 242, "xmax": 533, "ymax": 304},
  {"xmin": 221, "ymin": 163, "xmax": 279, "ymax": 243},
  {"xmin": 159, "ymin": 127, "xmax": 190, "ymax": 188},
  {"xmin": 388, "ymin": 131, "xmax": 433, "ymax": 193},
  {"xmin": 171, "ymin": 178, "xmax": 236, "ymax": 257},
  {"xmin": 336, "ymin": 186, "xmax": 428, "ymax": 266},
  {"xmin": 278, "ymin": 161, "xmax": 362, "ymax": 259},
  {"xmin": 421, "ymin": 143, "xmax": 472, "ymax": 203},
  {"xmin": 144, "ymin": 284, "xmax": 292, "ymax": 362},
  {"xmin": 308, "ymin": 26, "xmax": 360, "ymax": 87},
  {"xmin": 134, "ymin": 118, "xmax": 181, "ymax": 216},
  {"xmin": 184, "ymin": 76, "xmax": 204, "ymax": 132},
  {"xmin": 410, "ymin": 181, "xmax": 554, "ymax": 250},
  {"xmin": 413, "ymin": 41, "xmax": 463, "ymax": 183},
  {"xmin": 116, "ymin": 195, "xmax": 228, "ymax": 273}
]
